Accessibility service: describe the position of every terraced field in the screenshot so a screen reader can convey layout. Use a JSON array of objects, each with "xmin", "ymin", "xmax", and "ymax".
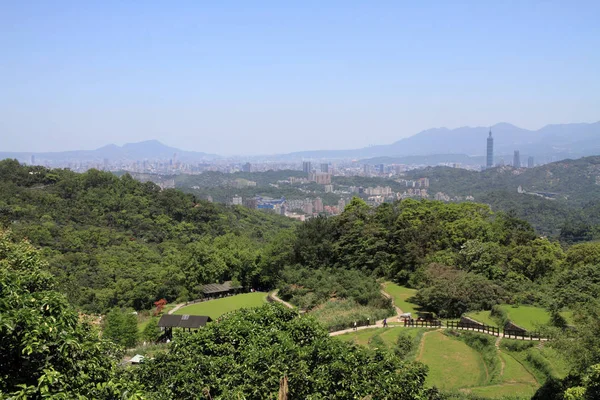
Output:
[{"xmin": 336, "ymin": 326, "xmax": 569, "ymax": 399}]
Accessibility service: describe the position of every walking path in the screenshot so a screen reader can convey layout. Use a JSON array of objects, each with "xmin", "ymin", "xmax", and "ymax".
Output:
[
  {"xmin": 269, "ymin": 290, "xmax": 295, "ymax": 309},
  {"xmin": 269, "ymin": 285, "xmax": 548, "ymax": 341},
  {"xmin": 168, "ymin": 303, "xmax": 185, "ymax": 315}
]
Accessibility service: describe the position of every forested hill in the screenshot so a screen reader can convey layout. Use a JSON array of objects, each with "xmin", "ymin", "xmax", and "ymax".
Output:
[
  {"xmin": 404, "ymin": 155, "xmax": 600, "ymax": 238},
  {"xmin": 0, "ymin": 159, "xmax": 296, "ymax": 313}
]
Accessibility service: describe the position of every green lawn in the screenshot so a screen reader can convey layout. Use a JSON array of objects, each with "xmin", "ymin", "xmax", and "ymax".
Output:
[
  {"xmin": 382, "ymin": 282, "xmax": 419, "ymax": 314},
  {"xmin": 467, "ymin": 351, "xmax": 538, "ymax": 399},
  {"xmin": 499, "ymin": 305, "xmax": 551, "ymax": 331},
  {"xmin": 174, "ymin": 292, "xmax": 267, "ymax": 319},
  {"xmin": 418, "ymin": 331, "xmax": 485, "ymax": 390},
  {"xmin": 467, "ymin": 305, "xmax": 573, "ymax": 331},
  {"xmin": 465, "ymin": 310, "xmax": 499, "ymax": 327}
]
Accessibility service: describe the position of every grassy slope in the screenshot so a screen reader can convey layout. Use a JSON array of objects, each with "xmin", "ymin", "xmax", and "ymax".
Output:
[
  {"xmin": 465, "ymin": 310, "xmax": 499, "ymax": 327},
  {"xmin": 467, "ymin": 351, "xmax": 538, "ymax": 399},
  {"xmin": 337, "ymin": 327, "xmax": 426, "ymax": 348},
  {"xmin": 338, "ymin": 327, "xmax": 568, "ymax": 398},
  {"xmin": 174, "ymin": 292, "xmax": 267, "ymax": 319},
  {"xmin": 418, "ymin": 331, "xmax": 484, "ymax": 390},
  {"xmin": 467, "ymin": 306, "xmax": 574, "ymax": 331},
  {"xmin": 382, "ymin": 282, "xmax": 419, "ymax": 314}
]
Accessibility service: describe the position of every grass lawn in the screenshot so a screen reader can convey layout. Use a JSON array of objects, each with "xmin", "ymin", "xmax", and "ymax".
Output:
[
  {"xmin": 174, "ymin": 292, "xmax": 267, "ymax": 319},
  {"xmin": 382, "ymin": 282, "xmax": 419, "ymax": 314},
  {"xmin": 466, "ymin": 351, "xmax": 538, "ymax": 399},
  {"xmin": 418, "ymin": 331, "xmax": 485, "ymax": 390},
  {"xmin": 465, "ymin": 310, "xmax": 499, "ymax": 327},
  {"xmin": 499, "ymin": 305, "xmax": 551, "ymax": 331},
  {"xmin": 467, "ymin": 305, "xmax": 573, "ymax": 331}
]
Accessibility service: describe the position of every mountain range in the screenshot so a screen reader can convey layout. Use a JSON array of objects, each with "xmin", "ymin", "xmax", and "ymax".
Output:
[
  {"xmin": 0, "ymin": 140, "xmax": 219, "ymax": 163},
  {"xmin": 283, "ymin": 121, "xmax": 600, "ymax": 161},
  {"xmin": 2, "ymin": 121, "xmax": 599, "ymax": 164}
]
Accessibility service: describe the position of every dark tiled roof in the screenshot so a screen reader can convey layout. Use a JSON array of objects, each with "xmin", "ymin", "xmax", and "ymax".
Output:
[
  {"xmin": 158, "ymin": 314, "xmax": 213, "ymax": 328},
  {"xmin": 202, "ymin": 280, "xmax": 243, "ymax": 294}
]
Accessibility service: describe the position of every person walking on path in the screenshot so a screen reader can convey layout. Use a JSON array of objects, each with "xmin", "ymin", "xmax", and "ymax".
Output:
[
  {"xmin": 383, "ymin": 318, "xmax": 388, "ymax": 328},
  {"xmin": 353, "ymin": 321, "xmax": 357, "ymax": 331}
]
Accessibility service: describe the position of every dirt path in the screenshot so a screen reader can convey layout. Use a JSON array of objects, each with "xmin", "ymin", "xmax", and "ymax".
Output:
[
  {"xmin": 380, "ymin": 286, "xmax": 403, "ymax": 316},
  {"xmin": 496, "ymin": 337, "xmax": 506, "ymax": 378},
  {"xmin": 168, "ymin": 303, "xmax": 185, "ymax": 315},
  {"xmin": 269, "ymin": 290, "xmax": 295, "ymax": 309}
]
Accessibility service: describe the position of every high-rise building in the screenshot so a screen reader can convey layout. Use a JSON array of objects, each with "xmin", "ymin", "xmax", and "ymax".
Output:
[
  {"xmin": 338, "ymin": 198, "xmax": 346, "ymax": 212},
  {"xmin": 242, "ymin": 162, "xmax": 252, "ymax": 172},
  {"xmin": 363, "ymin": 164, "xmax": 370, "ymax": 175},
  {"xmin": 513, "ymin": 151, "xmax": 521, "ymax": 168},
  {"xmin": 313, "ymin": 197, "xmax": 323, "ymax": 213},
  {"xmin": 30, "ymin": 155, "xmax": 35, "ymax": 165},
  {"xmin": 527, "ymin": 156, "xmax": 534, "ymax": 168},
  {"xmin": 303, "ymin": 161, "xmax": 312, "ymax": 174},
  {"xmin": 377, "ymin": 164, "xmax": 385, "ymax": 174},
  {"xmin": 320, "ymin": 163, "xmax": 329, "ymax": 173},
  {"xmin": 486, "ymin": 129, "xmax": 494, "ymax": 169}
]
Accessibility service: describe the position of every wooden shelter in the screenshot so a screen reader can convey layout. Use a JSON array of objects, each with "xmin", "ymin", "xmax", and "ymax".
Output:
[
  {"xmin": 202, "ymin": 280, "xmax": 243, "ymax": 299},
  {"xmin": 157, "ymin": 314, "xmax": 212, "ymax": 340}
]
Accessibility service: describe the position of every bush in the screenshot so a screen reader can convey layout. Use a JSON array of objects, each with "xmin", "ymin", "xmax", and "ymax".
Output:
[
  {"xmin": 491, "ymin": 305, "xmax": 509, "ymax": 327},
  {"xmin": 309, "ymin": 298, "xmax": 393, "ymax": 331},
  {"xmin": 394, "ymin": 332, "xmax": 415, "ymax": 360}
]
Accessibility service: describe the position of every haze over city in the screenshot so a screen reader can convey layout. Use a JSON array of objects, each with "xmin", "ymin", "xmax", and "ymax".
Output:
[{"xmin": 2, "ymin": 1, "xmax": 599, "ymax": 155}]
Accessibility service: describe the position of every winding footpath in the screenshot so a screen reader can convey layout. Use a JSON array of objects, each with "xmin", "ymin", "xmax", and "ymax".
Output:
[{"xmin": 269, "ymin": 284, "xmax": 548, "ymax": 341}]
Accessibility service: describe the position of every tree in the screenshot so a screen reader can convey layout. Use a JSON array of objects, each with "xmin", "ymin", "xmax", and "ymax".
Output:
[
  {"xmin": 0, "ymin": 229, "xmax": 141, "ymax": 398},
  {"xmin": 135, "ymin": 303, "xmax": 428, "ymax": 399},
  {"xmin": 103, "ymin": 308, "xmax": 139, "ymax": 348}
]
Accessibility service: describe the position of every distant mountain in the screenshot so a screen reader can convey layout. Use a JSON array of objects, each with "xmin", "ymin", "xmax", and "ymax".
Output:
[
  {"xmin": 0, "ymin": 140, "xmax": 219, "ymax": 163},
  {"xmin": 283, "ymin": 121, "xmax": 600, "ymax": 160}
]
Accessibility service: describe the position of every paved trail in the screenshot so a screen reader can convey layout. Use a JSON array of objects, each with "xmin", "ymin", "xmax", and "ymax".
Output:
[{"xmin": 269, "ymin": 290, "xmax": 295, "ymax": 309}]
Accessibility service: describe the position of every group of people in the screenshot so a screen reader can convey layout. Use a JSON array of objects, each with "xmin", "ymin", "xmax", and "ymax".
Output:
[{"xmin": 352, "ymin": 318, "xmax": 388, "ymax": 331}]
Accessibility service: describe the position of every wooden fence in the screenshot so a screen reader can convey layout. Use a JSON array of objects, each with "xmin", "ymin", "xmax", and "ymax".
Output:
[
  {"xmin": 403, "ymin": 319, "xmax": 442, "ymax": 328},
  {"xmin": 445, "ymin": 320, "xmax": 501, "ymax": 336},
  {"xmin": 445, "ymin": 321, "xmax": 545, "ymax": 340}
]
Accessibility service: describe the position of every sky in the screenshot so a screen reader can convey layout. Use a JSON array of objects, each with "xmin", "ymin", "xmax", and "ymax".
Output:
[{"xmin": 1, "ymin": 1, "xmax": 599, "ymax": 155}]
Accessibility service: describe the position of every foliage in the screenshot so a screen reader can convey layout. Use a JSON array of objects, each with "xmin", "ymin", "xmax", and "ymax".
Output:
[
  {"xmin": 0, "ymin": 229, "xmax": 141, "ymax": 398},
  {"xmin": 135, "ymin": 303, "xmax": 429, "ymax": 399},
  {"xmin": 103, "ymin": 308, "xmax": 139, "ymax": 348},
  {"xmin": 413, "ymin": 264, "xmax": 505, "ymax": 317},
  {"xmin": 0, "ymin": 161, "xmax": 296, "ymax": 312},
  {"xmin": 142, "ymin": 318, "xmax": 162, "ymax": 343}
]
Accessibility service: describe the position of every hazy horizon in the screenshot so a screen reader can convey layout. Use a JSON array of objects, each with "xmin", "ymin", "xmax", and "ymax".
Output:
[{"xmin": 2, "ymin": 2, "xmax": 599, "ymax": 155}]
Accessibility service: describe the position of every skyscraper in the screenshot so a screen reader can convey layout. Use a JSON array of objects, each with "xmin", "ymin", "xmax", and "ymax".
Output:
[
  {"xmin": 513, "ymin": 151, "xmax": 521, "ymax": 168},
  {"xmin": 302, "ymin": 161, "xmax": 312, "ymax": 174},
  {"xmin": 486, "ymin": 129, "xmax": 494, "ymax": 169},
  {"xmin": 320, "ymin": 163, "xmax": 329, "ymax": 173},
  {"xmin": 527, "ymin": 156, "xmax": 534, "ymax": 168}
]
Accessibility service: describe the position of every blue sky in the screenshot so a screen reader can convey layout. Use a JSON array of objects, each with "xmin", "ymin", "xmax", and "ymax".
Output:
[{"xmin": 1, "ymin": 1, "xmax": 599, "ymax": 155}]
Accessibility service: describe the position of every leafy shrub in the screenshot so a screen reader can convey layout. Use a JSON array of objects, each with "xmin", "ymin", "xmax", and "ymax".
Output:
[
  {"xmin": 309, "ymin": 298, "xmax": 393, "ymax": 331},
  {"xmin": 491, "ymin": 304, "xmax": 509, "ymax": 327},
  {"xmin": 394, "ymin": 332, "xmax": 415, "ymax": 360},
  {"xmin": 135, "ymin": 303, "xmax": 429, "ymax": 399}
]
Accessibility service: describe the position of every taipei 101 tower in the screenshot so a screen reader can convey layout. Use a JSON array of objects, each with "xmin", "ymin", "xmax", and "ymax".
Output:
[{"xmin": 486, "ymin": 129, "xmax": 494, "ymax": 169}]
